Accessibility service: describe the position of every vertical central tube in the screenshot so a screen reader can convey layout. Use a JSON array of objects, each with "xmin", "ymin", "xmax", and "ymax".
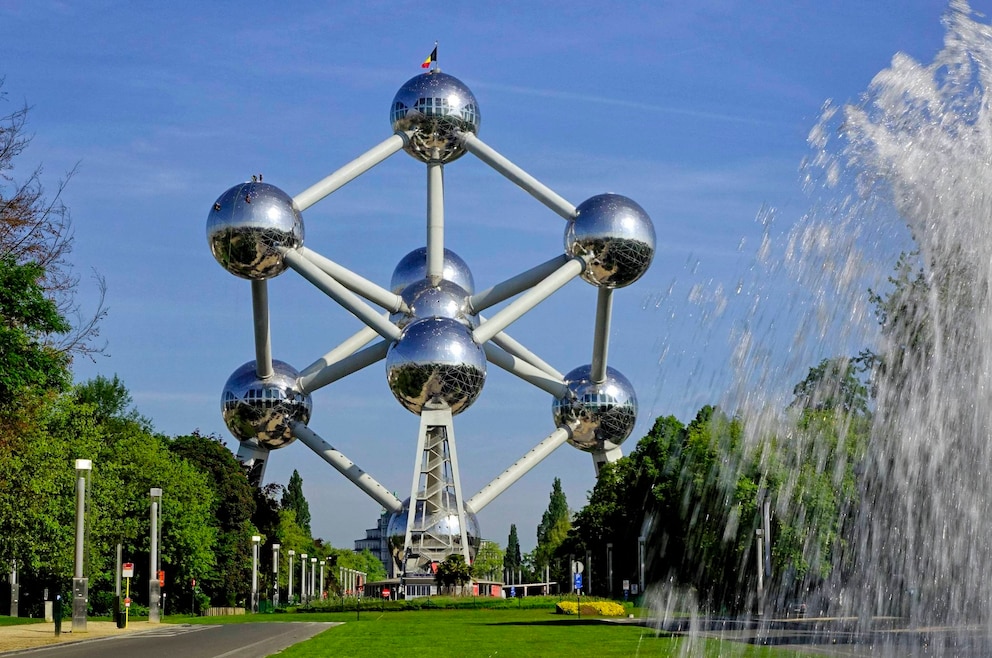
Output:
[
  {"xmin": 252, "ymin": 280, "xmax": 273, "ymax": 379},
  {"xmin": 426, "ymin": 162, "xmax": 444, "ymax": 284}
]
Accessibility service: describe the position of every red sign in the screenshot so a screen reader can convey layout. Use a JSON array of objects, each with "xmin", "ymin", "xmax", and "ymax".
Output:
[
  {"xmin": 124, "ymin": 597, "xmax": 132, "ymax": 607},
  {"xmin": 382, "ymin": 587, "xmax": 391, "ymax": 598},
  {"xmin": 158, "ymin": 570, "xmax": 165, "ymax": 587},
  {"xmin": 122, "ymin": 563, "xmax": 134, "ymax": 578}
]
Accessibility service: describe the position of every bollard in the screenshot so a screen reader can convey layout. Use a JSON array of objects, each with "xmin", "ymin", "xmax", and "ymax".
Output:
[{"xmin": 53, "ymin": 594, "xmax": 63, "ymax": 637}]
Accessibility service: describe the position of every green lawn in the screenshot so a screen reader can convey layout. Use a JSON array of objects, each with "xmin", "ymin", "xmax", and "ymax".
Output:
[
  {"xmin": 0, "ymin": 616, "xmax": 43, "ymax": 627},
  {"xmin": 170, "ymin": 608, "xmax": 813, "ymax": 657}
]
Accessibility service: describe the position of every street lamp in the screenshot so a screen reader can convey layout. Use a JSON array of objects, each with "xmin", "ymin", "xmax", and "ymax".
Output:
[
  {"xmin": 72, "ymin": 459, "xmax": 92, "ymax": 632},
  {"xmin": 300, "ymin": 554, "xmax": 308, "ymax": 605},
  {"xmin": 251, "ymin": 535, "xmax": 261, "ymax": 613},
  {"xmin": 149, "ymin": 487, "xmax": 163, "ymax": 624},
  {"xmin": 606, "ymin": 543, "xmax": 614, "ymax": 598},
  {"xmin": 310, "ymin": 557, "xmax": 317, "ymax": 603},
  {"xmin": 272, "ymin": 544, "xmax": 281, "ymax": 608},
  {"xmin": 288, "ymin": 550, "xmax": 295, "ymax": 603}
]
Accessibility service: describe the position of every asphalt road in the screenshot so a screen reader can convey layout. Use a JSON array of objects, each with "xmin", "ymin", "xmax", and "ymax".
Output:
[{"xmin": 4, "ymin": 622, "xmax": 339, "ymax": 658}]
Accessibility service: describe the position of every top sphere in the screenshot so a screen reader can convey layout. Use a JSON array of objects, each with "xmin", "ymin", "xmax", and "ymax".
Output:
[
  {"xmin": 391, "ymin": 71, "xmax": 480, "ymax": 163},
  {"xmin": 565, "ymin": 194, "xmax": 655, "ymax": 288},
  {"xmin": 207, "ymin": 181, "xmax": 304, "ymax": 280},
  {"xmin": 390, "ymin": 247, "xmax": 475, "ymax": 295}
]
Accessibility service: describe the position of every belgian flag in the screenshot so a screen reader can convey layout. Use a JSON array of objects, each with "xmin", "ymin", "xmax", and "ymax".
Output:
[{"xmin": 421, "ymin": 45, "xmax": 437, "ymax": 69}]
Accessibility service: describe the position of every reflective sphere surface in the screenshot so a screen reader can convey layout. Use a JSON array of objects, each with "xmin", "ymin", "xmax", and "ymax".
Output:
[
  {"xmin": 565, "ymin": 194, "xmax": 655, "ymax": 288},
  {"xmin": 553, "ymin": 364, "xmax": 637, "ymax": 452},
  {"xmin": 207, "ymin": 182, "xmax": 304, "ymax": 280},
  {"xmin": 391, "ymin": 71, "xmax": 480, "ymax": 163},
  {"xmin": 390, "ymin": 247, "xmax": 475, "ymax": 295},
  {"xmin": 385, "ymin": 497, "xmax": 480, "ymax": 571},
  {"xmin": 385, "ymin": 317, "xmax": 486, "ymax": 415},
  {"xmin": 391, "ymin": 279, "xmax": 477, "ymax": 329},
  {"xmin": 222, "ymin": 360, "xmax": 312, "ymax": 448}
]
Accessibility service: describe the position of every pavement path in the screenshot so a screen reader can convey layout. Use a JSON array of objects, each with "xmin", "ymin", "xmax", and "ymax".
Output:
[{"xmin": 0, "ymin": 621, "xmax": 154, "ymax": 653}]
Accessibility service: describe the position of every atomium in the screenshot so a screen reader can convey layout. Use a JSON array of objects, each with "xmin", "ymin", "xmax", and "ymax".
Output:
[
  {"xmin": 566, "ymin": 193, "xmax": 656, "ymax": 288},
  {"xmin": 385, "ymin": 317, "xmax": 487, "ymax": 416},
  {"xmin": 208, "ymin": 61, "xmax": 654, "ymax": 584},
  {"xmin": 222, "ymin": 360, "xmax": 312, "ymax": 448},
  {"xmin": 553, "ymin": 365, "xmax": 638, "ymax": 452},
  {"xmin": 207, "ymin": 181, "xmax": 304, "ymax": 280}
]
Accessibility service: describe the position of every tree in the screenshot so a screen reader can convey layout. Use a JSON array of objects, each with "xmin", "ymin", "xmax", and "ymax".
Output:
[
  {"xmin": 434, "ymin": 553, "xmax": 471, "ymax": 594},
  {"xmin": 281, "ymin": 470, "xmax": 311, "ymax": 535},
  {"xmin": 534, "ymin": 478, "xmax": 570, "ymax": 580},
  {"xmin": 504, "ymin": 524, "xmax": 521, "ymax": 576},
  {"xmin": 471, "ymin": 540, "xmax": 504, "ymax": 582},
  {"xmin": 0, "ymin": 256, "xmax": 71, "ymax": 405},
  {"xmin": 0, "ymin": 80, "xmax": 106, "ymax": 361}
]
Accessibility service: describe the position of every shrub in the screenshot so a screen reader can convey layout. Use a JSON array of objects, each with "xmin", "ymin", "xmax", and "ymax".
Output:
[{"xmin": 555, "ymin": 600, "xmax": 626, "ymax": 616}]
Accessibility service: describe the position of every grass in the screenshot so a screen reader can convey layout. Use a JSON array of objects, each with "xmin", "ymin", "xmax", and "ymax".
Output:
[
  {"xmin": 0, "ymin": 616, "xmax": 43, "ymax": 627},
  {"xmin": 165, "ymin": 606, "xmax": 814, "ymax": 657}
]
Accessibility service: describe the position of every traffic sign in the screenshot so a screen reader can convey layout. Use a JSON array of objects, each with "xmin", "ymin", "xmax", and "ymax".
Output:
[
  {"xmin": 122, "ymin": 563, "xmax": 134, "ymax": 578},
  {"xmin": 124, "ymin": 597, "xmax": 132, "ymax": 607},
  {"xmin": 572, "ymin": 560, "xmax": 584, "ymax": 574},
  {"xmin": 574, "ymin": 573, "xmax": 583, "ymax": 591},
  {"xmin": 382, "ymin": 587, "xmax": 391, "ymax": 598}
]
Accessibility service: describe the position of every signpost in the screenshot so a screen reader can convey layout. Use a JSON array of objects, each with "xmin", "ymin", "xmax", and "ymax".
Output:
[{"xmin": 121, "ymin": 562, "xmax": 134, "ymax": 628}]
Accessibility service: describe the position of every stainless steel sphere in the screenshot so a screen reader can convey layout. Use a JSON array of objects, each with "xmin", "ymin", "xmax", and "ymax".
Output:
[
  {"xmin": 553, "ymin": 364, "xmax": 638, "ymax": 452},
  {"xmin": 221, "ymin": 359, "xmax": 312, "ymax": 448},
  {"xmin": 391, "ymin": 71, "xmax": 480, "ymax": 163},
  {"xmin": 207, "ymin": 181, "xmax": 304, "ymax": 280},
  {"xmin": 385, "ymin": 497, "xmax": 480, "ymax": 569},
  {"xmin": 390, "ymin": 278, "xmax": 478, "ymax": 329},
  {"xmin": 385, "ymin": 317, "xmax": 486, "ymax": 416},
  {"xmin": 390, "ymin": 247, "xmax": 475, "ymax": 295},
  {"xmin": 565, "ymin": 194, "xmax": 655, "ymax": 288}
]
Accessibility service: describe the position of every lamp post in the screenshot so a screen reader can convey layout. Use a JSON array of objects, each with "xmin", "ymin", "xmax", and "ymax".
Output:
[
  {"xmin": 637, "ymin": 535, "xmax": 645, "ymax": 595},
  {"xmin": 272, "ymin": 544, "xmax": 280, "ymax": 608},
  {"xmin": 251, "ymin": 535, "xmax": 261, "ymax": 613},
  {"xmin": 310, "ymin": 558, "xmax": 317, "ymax": 602},
  {"xmin": 288, "ymin": 550, "xmax": 295, "ymax": 604},
  {"xmin": 300, "ymin": 554, "xmax": 308, "ymax": 605},
  {"xmin": 149, "ymin": 488, "xmax": 163, "ymax": 623},
  {"xmin": 319, "ymin": 560, "xmax": 325, "ymax": 600},
  {"xmin": 72, "ymin": 459, "xmax": 92, "ymax": 632},
  {"xmin": 606, "ymin": 543, "xmax": 614, "ymax": 598}
]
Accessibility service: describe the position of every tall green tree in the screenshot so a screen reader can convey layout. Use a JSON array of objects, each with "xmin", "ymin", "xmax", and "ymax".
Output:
[
  {"xmin": 434, "ymin": 553, "xmax": 471, "ymax": 594},
  {"xmin": 471, "ymin": 540, "xmax": 504, "ymax": 582},
  {"xmin": 281, "ymin": 469, "xmax": 311, "ymax": 535},
  {"xmin": 504, "ymin": 524, "xmax": 521, "ymax": 575}
]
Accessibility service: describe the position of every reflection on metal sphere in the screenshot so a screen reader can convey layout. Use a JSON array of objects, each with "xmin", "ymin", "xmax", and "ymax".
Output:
[
  {"xmin": 385, "ymin": 497, "xmax": 480, "ymax": 571},
  {"xmin": 207, "ymin": 182, "xmax": 304, "ymax": 280},
  {"xmin": 221, "ymin": 360, "xmax": 312, "ymax": 448},
  {"xmin": 390, "ymin": 247, "xmax": 475, "ymax": 295},
  {"xmin": 391, "ymin": 278, "xmax": 478, "ymax": 329},
  {"xmin": 565, "ymin": 194, "xmax": 655, "ymax": 288},
  {"xmin": 553, "ymin": 364, "xmax": 637, "ymax": 452},
  {"xmin": 385, "ymin": 317, "xmax": 486, "ymax": 415},
  {"xmin": 391, "ymin": 71, "xmax": 480, "ymax": 163}
]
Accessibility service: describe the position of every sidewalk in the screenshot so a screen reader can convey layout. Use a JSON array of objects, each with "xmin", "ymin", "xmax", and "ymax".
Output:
[{"xmin": 0, "ymin": 621, "xmax": 153, "ymax": 653}]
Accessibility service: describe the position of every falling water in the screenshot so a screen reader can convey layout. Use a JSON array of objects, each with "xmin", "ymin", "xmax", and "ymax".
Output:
[{"xmin": 649, "ymin": 2, "xmax": 992, "ymax": 654}]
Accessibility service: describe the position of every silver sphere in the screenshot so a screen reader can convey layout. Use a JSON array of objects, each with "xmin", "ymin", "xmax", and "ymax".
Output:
[
  {"xmin": 565, "ymin": 194, "xmax": 655, "ymax": 288},
  {"xmin": 390, "ymin": 278, "xmax": 478, "ymax": 329},
  {"xmin": 385, "ymin": 497, "xmax": 480, "ymax": 571},
  {"xmin": 553, "ymin": 364, "xmax": 637, "ymax": 452},
  {"xmin": 221, "ymin": 360, "xmax": 312, "ymax": 448},
  {"xmin": 207, "ymin": 181, "xmax": 304, "ymax": 280},
  {"xmin": 385, "ymin": 317, "xmax": 486, "ymax": 416},
  {"xmin": 391, "ymin": 71, "xmax": 481, "ymax": 163},
  {"xmin": 390, "ymin": 247, "xmax": 475, "ymax": 295}
]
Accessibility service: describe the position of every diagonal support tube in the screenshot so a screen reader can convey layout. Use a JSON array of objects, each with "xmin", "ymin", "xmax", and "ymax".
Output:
[
  {"xmin": 457, "ymin": 131, "xmax": 577, "ymax": 220},
  {"xmin": 293, "ymin": 132, "xmax": 410, "ymax": 210},
  {"xmin": 292, "ymin": 421, "xmax": 403, "ymax": 514},
  {"xmin": 590, "ymin": 287, "xmax": 614, "ymax": 383},
  {"xmin": 483, "ymin": 343, "xmax": 567, "ymax": 398},
  {"xmin": 251, "ymin": 280, "xmax": 273, "ymax": 379},
  {"xmin": 489, "ymin": 329, "xmax": 564, "ymax": 381},
  {"xmin": 472, "ymin": 256, "xmax": 585, "ymax": 344},
  {"xmin": 300, "ymin": 247, "xmax": 406, "ymax": 313},
  {"xmin": 298, "ymin": 340, "xmax": 389, "ymax": 394},
  {"xmin": 465, "ymin": 427, "xmax": 570, "ymax": 514},
  {"xmin": 282, "ymin": 248, "xmax": 401, "ymax": 341},
  {"xmin": 298, "ymin": 325, "xmax": 381, "ymax": 380},
  {"xmin": 469, "ymin": 254, "xmax": 570, "ymax": 314}
]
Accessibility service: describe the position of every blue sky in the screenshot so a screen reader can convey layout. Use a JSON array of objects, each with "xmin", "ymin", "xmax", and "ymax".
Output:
[{"xmin": 0, "ymin": 1, "xmax": 961, "ymax": 551}]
